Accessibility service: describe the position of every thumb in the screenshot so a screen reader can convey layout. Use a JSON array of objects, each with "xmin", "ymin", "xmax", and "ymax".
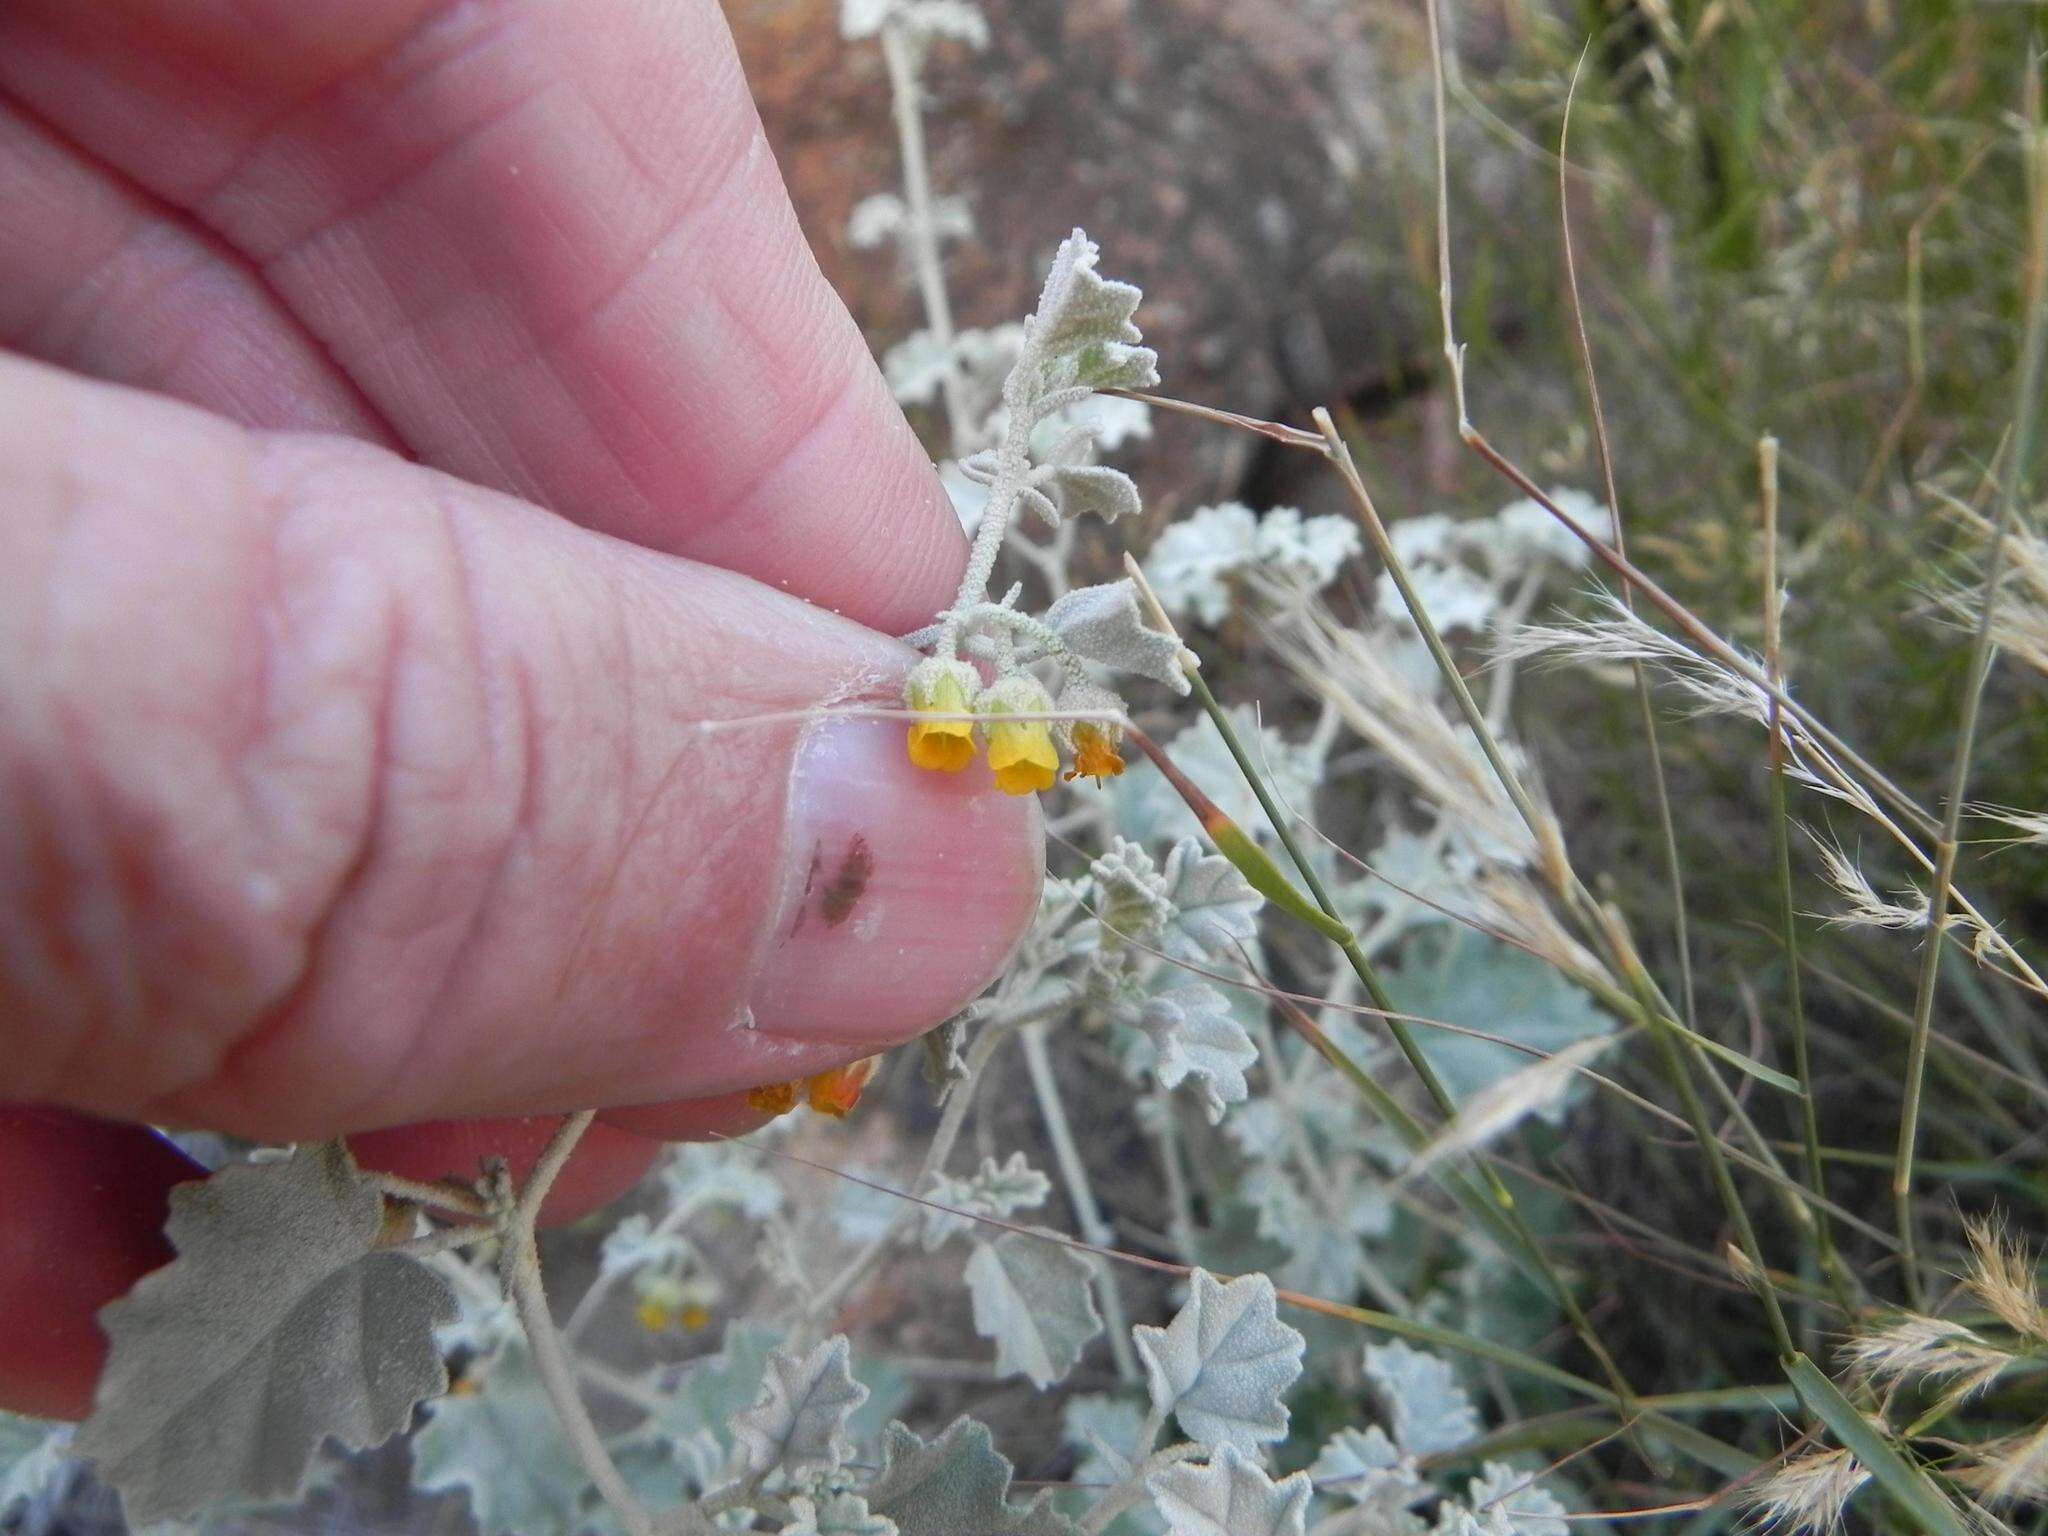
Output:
[{"xmin": 0, "ymin": 357, "xmax": 1042, "ymax": 1140}]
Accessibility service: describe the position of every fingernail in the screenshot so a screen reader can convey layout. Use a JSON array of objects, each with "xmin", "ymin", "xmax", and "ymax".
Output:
[{"xmin": 747, "ymin": 719, "xmax": 1044, "ymax": 1042}]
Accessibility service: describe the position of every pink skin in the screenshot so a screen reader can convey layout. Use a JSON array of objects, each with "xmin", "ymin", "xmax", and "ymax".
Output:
[{"xmin": 0, "ymin": 0, "xmax": 1047, "ymax": 1418}]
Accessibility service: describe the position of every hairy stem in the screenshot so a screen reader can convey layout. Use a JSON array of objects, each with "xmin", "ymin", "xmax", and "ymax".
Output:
[
  {"xmin": 878, "ymin": 23, "xmax": 973, "ymax": 454},
  {"xmin": 498, "ymin": 1111, "xmax": 655, "ymax": 1536}
]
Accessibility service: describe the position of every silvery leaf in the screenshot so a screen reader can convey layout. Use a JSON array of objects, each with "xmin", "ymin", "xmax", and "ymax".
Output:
[
  {"xmin": 1139, "ymin": 984, "xmax": 1259, "ymax": 1123},
  {"xmin": 598, "ymin": 1213, "xmax": 689, "ymax": 1279},
  {"xmin": 1036, "ymin": 463, "xmax": 1143, "ymax": 527},
  {"xmin": 1309, "ymin": 1426, "xmax": 1427, "ymax": 1519},
  {"xmin": 868, "ymin": 1418, "xmax": 1082, "ymax": 1536},
  {"xmin": 1240, "ymin": 1161, "xmax": 1310, "ymax": 1246},
  {"xmin": 885, "ymin": 329, "xmax": 953, "ymax": 407},
  {"xmin": 412, "ymin": 1347, "xmax": 593, "ymax": 1536},
  {"xmin": 1, "ymin": 1414, "xmax": 71, "ymax": 1519},
  {"xmin": 1158, "ymin": 838, "xmax": 1263, "ymax": 962},
  {"xmin": 660, "ymin": 1143, "xmax": 783, "ymax": 1220},
  {"xmin": 1365, "ymin": 1342, "xmax": 1480, "ymax": 1458},
  {"xmin": 922, "ymin": 1152, "xmax": 1052, "ymax": 1250},
  {"xmin": 1062, "ymin": 1395, "xmax": 1147, "ymax": 1484},
  {"xmin": 782, "ymin": 1492, "xmax": 901, "ymax": 1536},
  {"xmin": 963, "ymin": 1234, "xmax": 1103, "ymax": 1387},
  {"xmin": 846, "ymin": 192, "xmax": 907, "ymax": 248},
  {"xmin": 1090, "ymin": 836, "xmax": 1173, "ymax": 949},
  {"xmin": 1133, "ymin": 1271, "xmax": 1304, "ymax": 1449},
  {"xmin": 1020, "ymin": 231, "xmax": 1159, "ymax": 401},
  {"xmin": 729, "ymin": 1336, "xmax": 868, "ymax": 1481},
  {"xmin": 1456, "ymin": 1463, "xmax": 1569, "ymax": 1536},
  {"xmin": 1375, "ymin": 563, "xmax": 1497, "ymax": 635},
  {"xmin": 1147, "ymin": 1444, "xmax": 1311, "ymax": 1536},
  {"xmin": 1045, "ymin": 580, "xmax": 1188, "ymax": 693},
  {"xmin": 1144, "ymin": 504, "xmax": 1259, "ymax": 626},
  {"xmin": 75, "ymin": 1143, "xmax": 455, "ymax": 1526},
  {"xmin": 1252, "ymin": 507, "xmax": 1361, "ymax": 590}
]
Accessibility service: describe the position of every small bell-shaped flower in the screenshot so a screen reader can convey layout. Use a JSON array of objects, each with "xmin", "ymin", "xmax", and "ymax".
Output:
[
  {"xmin": 1056, "ymin": 679, "xmax": 1127, "ymax": 784},
  {"xmin": 903, "ymin": 656, "xmax": 982, "ymax": 772},
  {"xmin": 979, "ymin": 674, "xmax": 1060, "ymax": 796}
]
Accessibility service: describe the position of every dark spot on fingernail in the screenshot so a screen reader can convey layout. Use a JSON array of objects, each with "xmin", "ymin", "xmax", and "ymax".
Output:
[
  {"xmin": 790, "ymin": 842, "xmax": 825, "ymax": 938},
  {"xmin": 820, "ymin": 834, "xmax": 874, "ymax": 927}
]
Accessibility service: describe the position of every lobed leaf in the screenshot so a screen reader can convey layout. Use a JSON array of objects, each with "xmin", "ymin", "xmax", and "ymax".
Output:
[
  {"xmin": 74, "ymin": 1142, "xmax": 455, "ymax": 1526},
  {"xmin": 1157, "ymin": 838, "xmax": 1263, "ymax": 962},
  {"xmin": 869, "ymin": 1417, "xmax": 1082, "ymax": 1536},
  {"xmin": 412, "ymin": 1347, "xmax": 593, "ymax": 1536},
  {"xmin": 1147, "ymin": 1443, "xmax": 1311, "ymax": 1536},
  {"xmin": 729, "ymin": 1336, "xmax": 868, "ymax": 1482},
  {"xmin": 963, "ymin": 1233, "xmax": 1104, "ymax": 1387},
  {"xmin": 1133, "ymin": 1271, "xmax": 1304, "ymax": 1450},
  {"xmin": 1139, "ymin": 984, "xmax": 1260, "ymax": 1123}
]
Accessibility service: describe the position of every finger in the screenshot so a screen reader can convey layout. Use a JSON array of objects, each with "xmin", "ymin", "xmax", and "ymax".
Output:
[
  {"xmin": 597, "ymin": 1092, "xmax": 774, "ymax": 1143},
  {"xmin": 0, "ymin": 1104, "xmax": 200, "ymax": 1420},
  {"xmin": 0, "ymin": 98, "xmax": 396, "ymax": 441},
  {"xmin": 347, "ymin": 1115, "xmax": 665, "ymax": 1227},
  {"xmin": 0, "ymin": 0, "xmax": 966, "ymax": 635},
  {"xmin": 0, "ymin": 357, "xmax": 1042, "ymax": 1141}
]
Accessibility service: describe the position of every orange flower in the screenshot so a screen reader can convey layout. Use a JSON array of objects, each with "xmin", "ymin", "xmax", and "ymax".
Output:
[
  {"xmin": 904, "ymin": 658, "xmax": 980, "ymax": 773},
  {"xmin": 806, "ymin": 1056, "xmax": 880, "ymax": 1118},
  {"xmin": 745, "ymin": 1079, "xmax": 800, "ymax": 1118},
  {"xmin": 1065, "ymin": 722, "xmax": 1126, "ymax": 784}
]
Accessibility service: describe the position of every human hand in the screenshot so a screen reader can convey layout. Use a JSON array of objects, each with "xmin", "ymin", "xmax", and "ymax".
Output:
[{"xmin": 0, "ymin": 0, "xmax": 1044, "ymax": 1418}]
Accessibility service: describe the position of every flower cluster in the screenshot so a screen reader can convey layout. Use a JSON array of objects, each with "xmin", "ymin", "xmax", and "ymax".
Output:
[
  {"xmin": 745, "ymin": 1057, "xmax": 881, "ymax": 1121},
  {"xmin": 905, "ymin": 657, "xmax": 1124, "ymax": 795},
  {"xmin": 897, "ymin": 231, "xmax": 1188, "ymax": 793}
]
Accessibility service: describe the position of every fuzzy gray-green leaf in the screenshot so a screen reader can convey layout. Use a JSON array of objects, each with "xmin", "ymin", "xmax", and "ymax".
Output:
[
  {"xmin": 1133, "ymin": 1270, "xmax": 1304, "ymax": 1450},
  {"xmin": 411, "ymin": 1346, "xmax": 593, "ymax": 1536},
  {"xmin": 1046, "ymin": 580, "xmax": 1189, "ymax": 693},
  {"xmin": 1138, "ymin": 985, "xmax": 1260, "ymax": 1124},
  {"xmin": 1158, "ymin": 838, "xmax": 1264, "ymax": 962},
  {"xmin": 963, "ymin": 1232, "xmax": 1103, "ymax": 1387},
  {"xmin": 74, "ymin": 1142, "xmax": 455, "ymax": 1526},
  {"xmin": 730, "ymin": 1336, "xmax": 868, "ymax": 1481},
  {"xmin": 869, "ymin": 1417, "xmax": 1082, "ymax": 1536},
  {"xmin": 1147, "ymin": 1444, "xmax": 1311, "ymax": 1536}
]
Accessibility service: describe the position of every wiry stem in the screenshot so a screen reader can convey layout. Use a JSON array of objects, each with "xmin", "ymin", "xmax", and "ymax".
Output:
[
  {"xmin": 1019, "ymin": 1020, "xmax": 1140, "ymax": 1382},
  {"xmin": 496, "ymin": 1111, "xmax": 656, "ymax": 1536},
  {"xmin": 1759, "ymin": 436, "xmax": 1852, "ymax": 1319},
  {"xmin": 1182, "ymin": 665, "xmax": 1640, "ymax": 1416},
  {"xmin": 1895, "ymin": 90, "xmax": 2048, "ymax": 1306},
  {"xmin": 1557, "ymin": 57, "xmax": 1698, "ymax": 1037},
  {"xmin": 878, "ymin": 23, "xmax": 973, "ymax": 454}
]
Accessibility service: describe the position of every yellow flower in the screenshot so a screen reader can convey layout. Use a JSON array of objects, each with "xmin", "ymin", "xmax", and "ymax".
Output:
[
  {"xmin": 1065, "ymin": 722, "xmax": 1125, "ymax": 784},
  {"xmin": 904, "ymin": 657, "xmax": 980, "ymax": 773},
  {"xmin": 679, "ymin": 1303, "xmax": 712, "ymax": 1331},
  {"xmin": 987, "ymin": 718, "xmax": 1059, "ymax": 794},
  {"xmin": 980, "ymin": 675, "xmax": 1059, "ymax": 796},
  {"xmin": 806, "ymin": 1056, "xmax": 879, "ymax": 1118},
  {"xmin": 745, "ymin": 1079, "xmax": 800, "ymax": 1118},
  {"xmin": 634, "ymin": 1298, "xmax": 674, "ymax": 1334}
]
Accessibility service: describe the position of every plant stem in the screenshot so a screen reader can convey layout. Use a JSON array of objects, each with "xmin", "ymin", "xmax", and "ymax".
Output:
[
  {"xmin": 1019, "ymin": 1019, "xmax": 1140, "ymax": 1382},
  {"xmin": 1557, "ymin": 59, "xmax": 1699, "ymax": 1038},
  {"xmin": 498, "ymin": 1110, "xmax": 655, "ymax": 1536},
  {"xmin": 1758, "ymin": 435, "xmax": 1852, "ymax": 1319},
  {"xmin": 365, "ymin": 1170, "xmax": 489, "ymax": 1219},
  {"xmin": 878, "ymin": 22, "xmax": 972, "ymax": 454},
  {"xmin": 1894, "ymin": 103, "xmax": 2048, "ymax": 1305}
]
